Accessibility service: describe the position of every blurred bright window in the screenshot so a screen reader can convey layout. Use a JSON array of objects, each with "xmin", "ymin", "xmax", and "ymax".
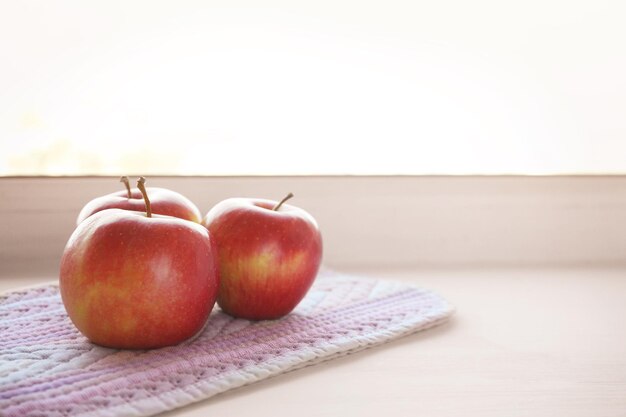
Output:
[{"xmin": 1, "ymin": 1, "xmax": 625, "ymax": 175}]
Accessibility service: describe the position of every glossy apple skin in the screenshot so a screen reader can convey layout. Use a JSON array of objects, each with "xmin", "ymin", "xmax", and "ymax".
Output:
[
  {"xmin": 202, "ymin": 198, "xmax": 322, "ymax": 320},
  {"xmin": 60, "ymin": 209, "xmax": 219, "ymax": 349},
  {"xmin": 76, "ymin": 187, "xmax": 202, "ymax": 225}
]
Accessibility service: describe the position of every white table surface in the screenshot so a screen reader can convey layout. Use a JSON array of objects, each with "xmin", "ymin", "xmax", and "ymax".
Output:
[{"xmin": 2, "ymin": 266, "xmax": 625, "ymax": 417}]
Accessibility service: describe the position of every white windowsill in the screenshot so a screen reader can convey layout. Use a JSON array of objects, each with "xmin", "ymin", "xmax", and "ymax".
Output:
[{"xmin": 2, "ymin": 266, "xmax": 625, "ymax": 416}]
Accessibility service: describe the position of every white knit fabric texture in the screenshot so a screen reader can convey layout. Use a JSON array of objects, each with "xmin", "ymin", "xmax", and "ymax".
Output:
[{"xmin": 0, "ymin": 271, "xmax": 454, "ymax": 417}]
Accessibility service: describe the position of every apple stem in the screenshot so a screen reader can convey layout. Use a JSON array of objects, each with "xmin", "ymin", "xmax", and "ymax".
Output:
[
  {"xmin": 120, "ymin": 176, "xmax": 132, "ymax": 198},
  {"xmin": 272, "ymin": 192, "xmax": 294, "ymax": 211},
  {"xmin": 136, "ymin": 177, "xmax": 152, "ymax": 218}
]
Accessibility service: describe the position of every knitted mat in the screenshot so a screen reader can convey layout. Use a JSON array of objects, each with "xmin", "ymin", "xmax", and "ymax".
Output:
[{"xmin": 0, "ymin": 271, "xmax": 454, "ymax": 417}]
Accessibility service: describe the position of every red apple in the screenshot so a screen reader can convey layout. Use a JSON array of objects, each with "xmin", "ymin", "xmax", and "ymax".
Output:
[
  {"xmin": 76, "ymin": 176, "xmax": 202, "ymax": 225},
  {"xmin": 202, "ymin": 193, "xmax": 322, "ymax": 320},
  {"xmin": 60, "ymin": 177, "xmax": 219, "ymax": 349}
]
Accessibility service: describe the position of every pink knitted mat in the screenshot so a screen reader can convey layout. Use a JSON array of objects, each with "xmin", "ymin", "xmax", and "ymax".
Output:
[{"xmin": 0, "ymin": 271, "xmax": 453, "ymax": 417}]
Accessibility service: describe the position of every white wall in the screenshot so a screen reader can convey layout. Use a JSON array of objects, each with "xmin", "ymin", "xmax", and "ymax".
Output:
[{"xmin": 2, "ymin": 176, "xmax": 626, "ymax": 277}]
